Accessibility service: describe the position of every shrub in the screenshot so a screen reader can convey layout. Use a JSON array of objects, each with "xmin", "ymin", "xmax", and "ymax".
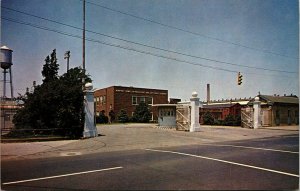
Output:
[
  {"xmin": 132, "ymin": 102, "xmax": 152, "ymax": 123},
  {"xmin": 203, "ymin": 112, "xmax": 214, "ymax": 125},
  {"xmin": 223, "ymin": 114, "xmax": 241, "ymax": 126},
  {"xmin": 96, "ymin": 111, "xmax": 109, "ymax": 124},
  {"xmin": 117, "ymin": 109, "xmax": 129, "ymax": 123}
]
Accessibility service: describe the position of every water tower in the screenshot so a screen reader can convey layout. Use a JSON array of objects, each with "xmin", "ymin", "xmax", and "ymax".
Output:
[{"xmin": 0, "ymin": 46, "xmax": 14, "ymax": 98}]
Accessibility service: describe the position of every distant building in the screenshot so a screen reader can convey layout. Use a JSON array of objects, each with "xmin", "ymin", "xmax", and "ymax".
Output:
[
  {"xmin": 245, "ymin": 94, "xmax": 299, "ymax": 127},
  {"xmin": 94, "ymin": 86, "xmax": 168, "ymax": 121},
  {"xmin": 200, "ymin": 103, "xmax": 241, "ymax": 124},
  {"xmin": 199, "ymin": 97, "xmax": 252, "ymax": 124},
  {"xmin": 0, "ymin": 98, "xmax": 22, "ymax": 135},
  {"xmin": 169, "ymin": 98, "xmax": 181, "ymax": 104}
]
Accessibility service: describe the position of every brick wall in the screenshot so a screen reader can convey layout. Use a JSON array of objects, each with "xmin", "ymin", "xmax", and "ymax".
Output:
[{"xmin": 94, "ymin": 86, "xmax": 168, "ymax": 121}]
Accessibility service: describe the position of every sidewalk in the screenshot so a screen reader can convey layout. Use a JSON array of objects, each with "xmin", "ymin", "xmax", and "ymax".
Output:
[
  {"xmin": 1, "ymin": 140, "xmax": 78, "ymax": 160},
  {"xmin": 1, "ymin": 124, "xmax": 298, "ymax": 161}
]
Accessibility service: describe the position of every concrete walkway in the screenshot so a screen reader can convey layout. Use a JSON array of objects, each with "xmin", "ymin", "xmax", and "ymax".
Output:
[{"xmin": 1, "ymin": 124, "xmax": 298, "ymax": 161}]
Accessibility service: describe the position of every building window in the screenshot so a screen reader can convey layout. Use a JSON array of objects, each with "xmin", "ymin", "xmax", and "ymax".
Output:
[
  {"xmin": 132, "ymin": 96, "xmax": 137, "ymax": 105},
  {"xmin": 100, "ymin": 96, "xmax": 103, "ymax": 105},
  {"xmin": 147, "ymin": 97, "xmax": 153, "ymax": 105},
  {"xmin": 103, "ymin": 96, "xmax": 106, "ymax": 105},
  {"xmin": 160, "ymin": 108, "xmax": 175, "ymax": 117},
  {"xmin": 95, "ymin": 97, "xmax": 100, "ymax": 105},
  {"xmin": 140, "ymin": 97, "xmax": 145, "ymax": 103},
  {"xmin": 132, "ymin": 96, "xmax": 153, "ymax": 105}
]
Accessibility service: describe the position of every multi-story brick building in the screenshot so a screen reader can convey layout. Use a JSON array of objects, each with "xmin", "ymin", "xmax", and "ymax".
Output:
[{"xmin": 94, "ymin": 86, "xmax": 168, "ymax": 122}]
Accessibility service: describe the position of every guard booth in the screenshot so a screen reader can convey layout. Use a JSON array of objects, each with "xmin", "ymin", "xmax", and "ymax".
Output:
[
  {"xmin": 152, "ymin": 91, "xmax": 200, "ymax": 132},
  {"xmin": 153, "ymin": 104, "xmax": 177, "ymax": 128}
]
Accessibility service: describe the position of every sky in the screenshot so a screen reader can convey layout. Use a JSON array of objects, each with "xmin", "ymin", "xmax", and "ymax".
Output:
[{"xmin": 1, "ymin": 0, "xmax": 299, "ymax": 102}]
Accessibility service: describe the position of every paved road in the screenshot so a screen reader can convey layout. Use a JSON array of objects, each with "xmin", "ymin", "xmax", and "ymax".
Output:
[
  {"xmin": 2, "ymin": 124, "xmax": 298, "ymax": 160},
  {"xmin": 1, "ymin": 126, "xmax": 298, "ymax": 190}
]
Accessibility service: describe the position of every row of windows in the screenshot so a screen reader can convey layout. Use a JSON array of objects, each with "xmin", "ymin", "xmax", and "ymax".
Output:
[
  {"xmin": 115, "ymin": 89, "xmax": 167, "ymax": 95},
  {"xmin": 96, "ymin": 111, "xmax": 154, "ymax": 121},
  {"xmin": 159, "ymin": 108, "xmax": 175, "ymax": 117},
  {"xmin": 95, "ymin": 96, "xmax": 106, "ymax": 105},
  {"xmin": 94, "ymin": 96, "xmax": 154, "ymax": 106},
  {"xmin": 132, "ymin": 96, "xmax": 153, "ymax": 105}
]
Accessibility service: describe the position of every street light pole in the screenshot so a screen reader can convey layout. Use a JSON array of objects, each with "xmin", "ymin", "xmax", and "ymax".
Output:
[{"xmin": 64, "ymin": 50, "xmax": 70, "ymax": 71}]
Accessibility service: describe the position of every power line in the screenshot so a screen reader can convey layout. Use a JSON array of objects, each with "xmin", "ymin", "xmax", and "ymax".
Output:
[
  {"xmin": 2, "ymin": 6, "xmax": 297, "ymax": 74},
  {"xmin": 2, "ymin": 17, "xmax": 297, "ymax": 78},
  {"xmin": 83, "ymin": 0, "xmax": 298, "ymax": 60}
]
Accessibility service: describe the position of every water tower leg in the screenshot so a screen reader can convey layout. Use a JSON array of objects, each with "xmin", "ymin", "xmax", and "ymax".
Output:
[
  {"xmin": 3, "ymin": 69, "xmax": 7, "ymax": 98},
  {"xmin": 9, "ymin": 67, "xmax": 13, "ymax": 98}
]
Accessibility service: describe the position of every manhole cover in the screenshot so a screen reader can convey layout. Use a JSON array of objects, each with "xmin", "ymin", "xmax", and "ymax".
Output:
[{"xmin": 60, "ymin": 152, "xmax": 82, "ymax": 156}]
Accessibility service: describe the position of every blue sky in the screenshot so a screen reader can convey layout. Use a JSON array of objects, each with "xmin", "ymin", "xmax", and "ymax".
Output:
[{"xmin": 1, "ymin": 0, "xmax": 299, "ymax": 101}]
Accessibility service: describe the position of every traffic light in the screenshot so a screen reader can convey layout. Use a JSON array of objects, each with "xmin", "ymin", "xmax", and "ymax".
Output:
[{"xmin": 237, "ymin": 72, "xmax": 243, "ymax": 85}]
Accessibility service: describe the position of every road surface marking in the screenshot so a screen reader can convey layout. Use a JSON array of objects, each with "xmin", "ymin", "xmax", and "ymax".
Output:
[
  {"xmin": 145, "ymin": 148, "xmax": 299, "ymax": 178},
  {"xmin": 200, "ymin": 143, "xmax": 298, "ymax": 154},
  {"xmin": 2, "ymin": 166, "xmax": 123, "ymax": 185}
]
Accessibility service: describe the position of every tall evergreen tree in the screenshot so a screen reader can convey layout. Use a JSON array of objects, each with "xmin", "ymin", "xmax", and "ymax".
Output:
[
  {"xmin": 13, "ymin": 50, "xmax": 91, "ymax": 139},
  {"xmin": 132, "ymin": 102, "xmax": 152, "ymax": 123},
  {"xmin": 42, "ymin": 49, "xmax": 59, "ymax": 83}
]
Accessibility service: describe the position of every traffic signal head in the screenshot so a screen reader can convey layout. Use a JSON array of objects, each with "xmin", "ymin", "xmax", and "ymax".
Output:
[{"xmin": 238, "ymin": 72, "xmax": 243, "ymax": 85}]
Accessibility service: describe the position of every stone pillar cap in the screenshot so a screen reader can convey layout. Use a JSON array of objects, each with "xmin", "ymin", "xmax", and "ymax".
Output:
[
  {"xmin": 85, "ymin": 82, "xmax": 93, "ymax": 90},
  {"xmin": 192, "ymin": 91, "xmax": 198, "ymax": 98}
]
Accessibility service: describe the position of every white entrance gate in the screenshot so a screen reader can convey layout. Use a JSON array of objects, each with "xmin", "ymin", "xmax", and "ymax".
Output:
[
  {"xmin": 176, "ymin": 104, "xmax": 190, "ymax": 131},
  {"xmin": 241, "ymin": 107, "xmax": 254, "ymax": 128}
]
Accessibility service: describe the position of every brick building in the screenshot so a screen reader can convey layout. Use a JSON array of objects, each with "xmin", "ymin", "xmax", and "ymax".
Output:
[
  {"xmin": 199, "ymin": 103, "xmax": 242, "ymax": 124},
  {"xmin": 94, "ymin": 86, "xmax": 168, "ymax": 121}
]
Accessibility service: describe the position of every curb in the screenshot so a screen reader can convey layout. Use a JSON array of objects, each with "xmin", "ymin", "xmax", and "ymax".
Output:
[{"xmin": 1, "ymin": 137, "xmax": 71, "ymax": 143}]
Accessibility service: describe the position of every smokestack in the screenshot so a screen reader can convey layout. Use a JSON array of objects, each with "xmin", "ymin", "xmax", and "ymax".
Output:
[{"xmin": 207, "ymin": 84, "xmax": 210, "ymax": 104}]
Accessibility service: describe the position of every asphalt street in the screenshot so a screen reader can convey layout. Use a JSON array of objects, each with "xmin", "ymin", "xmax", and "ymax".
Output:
[{"xmin": 1, "ymin": 129, "xmax": 299, "ymax": 190}]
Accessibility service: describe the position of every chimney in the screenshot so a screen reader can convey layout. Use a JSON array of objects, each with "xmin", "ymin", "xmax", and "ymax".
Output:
[{"xmin": 207, "ymin": 84, "xmax": 210, "ymax": 104}]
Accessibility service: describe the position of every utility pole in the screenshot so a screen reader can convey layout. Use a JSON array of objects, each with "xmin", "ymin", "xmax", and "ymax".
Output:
[
  {"xmin": 64, "ymin": 50, "xmax": 70, "ymax": 71},
  {"xmin": 83, "ymin": 0, "xmax": 86, "ymax": 74}
]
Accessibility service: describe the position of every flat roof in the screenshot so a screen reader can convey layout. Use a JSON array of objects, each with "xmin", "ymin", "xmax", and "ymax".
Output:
[{"xmin": 151, "ymin": 104, "xmax": 177, "ymax": 107}]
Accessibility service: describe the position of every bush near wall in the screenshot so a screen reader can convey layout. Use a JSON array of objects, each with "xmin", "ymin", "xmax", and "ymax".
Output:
[
  {"xmin": 203, "ymin": 112, "xmax": 241, "ymax": 126},
  {"xmin": 117, "ymin": 109, "xmax": 129, "ymax": 123}
]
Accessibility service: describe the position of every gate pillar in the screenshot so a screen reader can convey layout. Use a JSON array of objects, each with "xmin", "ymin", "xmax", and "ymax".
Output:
[
  {"xmin": 253, "ymin": 96, "xmax": 261, "ymax": 129},
  {"xmin": 83, "ymin": 83, "xmax": 98, "ymax": 138},
  {"xmin": 190, "ymin": 92, "xmax": 201, "ymax": 132}
]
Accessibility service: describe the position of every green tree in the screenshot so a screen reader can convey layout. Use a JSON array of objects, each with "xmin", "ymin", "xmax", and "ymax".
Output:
[
  {"xmin": 13, "ymin": 50, "xmax": 91, "ymax": 139},
  {"xmin": 42, "ymin": 49, "xmax": 59, "ymax": 83},
  {"xmin": 56, "ymin": 67, "xmax": 91, "ymax": 137},
  {"xmin": 117, "ymin": 109, "xmax": 129, "ymax": 123},
  {"xmin": 132, "ymin": 102, "xmax": 152, "ymax": 123}
]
